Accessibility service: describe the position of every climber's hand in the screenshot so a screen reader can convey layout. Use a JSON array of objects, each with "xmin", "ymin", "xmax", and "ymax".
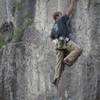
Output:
[
  {"xmin": 66, "ymin": 0, "xmax": 75, "ymax": 16},
  {"xmin": 52, "ymin": 39, "xmax": 58, "ymax": 44}
]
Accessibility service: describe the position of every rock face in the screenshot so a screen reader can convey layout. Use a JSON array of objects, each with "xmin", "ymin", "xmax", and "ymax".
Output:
[
  {"xmin": 0, "ymin": 0, "xmax": 6, "ymax": 25},
  {"xmin": 0, "ymin": 0, "xmax": 100, "ymax": 100}
]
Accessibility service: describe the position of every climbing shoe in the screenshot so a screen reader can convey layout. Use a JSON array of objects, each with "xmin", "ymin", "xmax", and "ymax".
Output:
[
  {"xmin": 63, "ymin": 59, "xmax": 73, "ymax": 67},
  {"xmin": 52, "ymin": 78, "xmax": 59, "ymax": 87}
]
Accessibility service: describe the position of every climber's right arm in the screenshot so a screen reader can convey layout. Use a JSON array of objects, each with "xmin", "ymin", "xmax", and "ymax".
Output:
[
  {"xmin": 48, "ymin": 37, "xmax": 58, "ymax": 44},
  {"xmin": 48, "ymin": 37, "xmax": 53, "ymax": 41},
  {"xmin": 66, "ymin": 0, "xmax": 75, "ymax": 16}
]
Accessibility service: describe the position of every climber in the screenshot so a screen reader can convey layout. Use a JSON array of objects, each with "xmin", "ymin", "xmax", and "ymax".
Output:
[{"xmin": 49, "ymin": 0, "xmax": 83, "ymax": 87}]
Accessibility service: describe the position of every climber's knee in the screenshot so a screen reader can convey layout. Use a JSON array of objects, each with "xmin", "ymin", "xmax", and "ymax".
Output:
[{"xmin": 76, "ymin": 47, "xmax": 83, "ymax": 56}]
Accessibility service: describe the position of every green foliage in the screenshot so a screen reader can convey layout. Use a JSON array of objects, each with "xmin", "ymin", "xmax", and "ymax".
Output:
[
  {"xmin": 0, "ymin": 36, "xmax": 9, "ymax": 48},
  {"xmin": 0, "ymin": 41, "xmax": 8, "ymax": 48},
  {"xmin": 12, "ymin": 0, "xmax": 22, "ymax": 10},
  {"xmin": 0, "ymin": 27, "xmax": 23, "ymax": 48},
  {"xmin": 12, "ymin": 28, "xmax": 23, "ymax": 40},
  {"xmin": 0, "ymin": 36, "xmax": 5, "ymax": 42},
  {"xmin": 15, "ymin": 2, "xmax": 22, "ymax": 9}
]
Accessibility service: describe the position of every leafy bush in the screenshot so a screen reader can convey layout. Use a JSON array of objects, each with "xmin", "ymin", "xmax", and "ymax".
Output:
[
  {"xmin": 0, "ymin": 36, "xmax": 9, "ymax": 48},
  {"xmin": 0, "ymin": 41, "xmax": 8, "ymax": 48},
  {"xmin": 0, "ymin": 27, "xmax": 23, "ymax": 48},
  {"xmin": 12, "ymin": 0, "xmax": 22, "ymax": 10},
  {"xmin": 0, "ymin": 36, "xmax": 5, "ymax": 42},
  {"xmin": 14, "ymin": 1, "xmax": 22, "ymax": 9}
]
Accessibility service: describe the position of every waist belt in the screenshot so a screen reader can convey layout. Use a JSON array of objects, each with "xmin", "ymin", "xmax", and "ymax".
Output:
[
  {"xmin": 56, "ymin": 48, "xmax": 66, "ymax": 51},
  {"xmin": 56, "ymin": 38, "xmax": 70, "ymax": 51}
]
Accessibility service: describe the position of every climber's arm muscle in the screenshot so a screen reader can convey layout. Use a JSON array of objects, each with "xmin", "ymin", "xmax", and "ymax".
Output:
[{"xmin": 66, "ymin": 0, "xmax": 75, "ymax": 16}]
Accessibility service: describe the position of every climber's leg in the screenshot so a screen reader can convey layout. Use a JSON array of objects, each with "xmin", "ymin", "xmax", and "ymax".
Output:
[
  {"xmin": 53, "ymin": 41, "xmax": 64, "ymax": 86},
  {"xmin": 54, "ymin": 50, "xmax": 64, "ymax": 80},
  {"xmin": 63, "ymin": 39, "xmax": 82, "ymax": 66}
]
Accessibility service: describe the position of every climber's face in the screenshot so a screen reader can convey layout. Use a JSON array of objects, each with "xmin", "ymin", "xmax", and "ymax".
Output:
[
  {"xmin": 56, "ymin": 13, "xmax": 63, "ymax": 20},
  {"xmin": 53, "ymin": 12, "xmax": 63, "ymax": 21}
]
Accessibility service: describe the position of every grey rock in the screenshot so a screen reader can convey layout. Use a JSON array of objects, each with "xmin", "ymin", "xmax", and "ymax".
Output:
[{"xmin": 0, "ymin": 0, "xmax": 100, "ymax": 100}]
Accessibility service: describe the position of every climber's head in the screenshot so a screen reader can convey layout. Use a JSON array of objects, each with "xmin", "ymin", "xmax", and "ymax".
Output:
[{"xmin": 53, "ymin": 11, "xmax": 63, "ymax": 21}]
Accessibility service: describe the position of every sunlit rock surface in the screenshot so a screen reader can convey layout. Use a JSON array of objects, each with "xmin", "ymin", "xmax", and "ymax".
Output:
[{"xmin": 0, "ymin": 0, "xmax": 100, "ymax": 100}]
